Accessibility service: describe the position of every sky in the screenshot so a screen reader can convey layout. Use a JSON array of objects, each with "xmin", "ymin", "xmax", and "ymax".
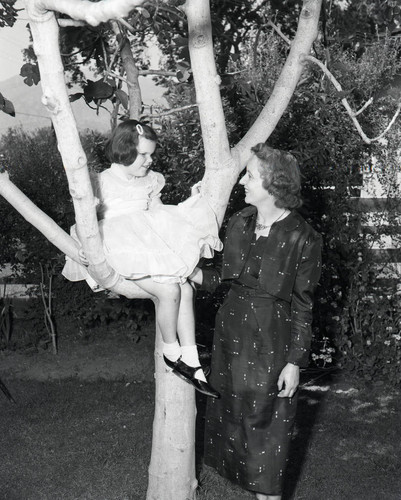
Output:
[{"xmin": 0, "ymin": 0, "xmax": 30, "ymax": 82}]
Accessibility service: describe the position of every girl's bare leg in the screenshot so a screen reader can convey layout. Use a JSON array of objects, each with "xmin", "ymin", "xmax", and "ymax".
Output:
[
  {"xmin": 255, "ymin": 494, "xmax": 281, "ymax": 500},
  {"xmin": 177, "ymin": 281, "xmax": 195, "ymax": 346},
  {"xmin": 175, "ymin": 281, "xmax": 206, "ymax": 382},
  {"xmin": 134, "ymin": 277, "xmax": 180, "ymax": 345}
]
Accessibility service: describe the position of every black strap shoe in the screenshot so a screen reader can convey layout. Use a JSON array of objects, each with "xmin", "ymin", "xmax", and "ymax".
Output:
[{"xmin": 163, "ymin": 355, "xmax": 220, "ymax": 399}]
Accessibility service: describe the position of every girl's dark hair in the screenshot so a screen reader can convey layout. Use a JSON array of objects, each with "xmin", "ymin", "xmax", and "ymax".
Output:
[
  {"xmin": 105, "ymin": 120, "xmax": 157, "ymax": 166},
  {"xmin": 251, "ymin": 143, "xmax": 302, "ymax": 209}
]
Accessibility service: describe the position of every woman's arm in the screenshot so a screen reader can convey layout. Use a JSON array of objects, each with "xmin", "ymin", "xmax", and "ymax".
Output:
[
  {"xmin": 276, "ymin": 233, "xmax": 322, "ymax": 397},
  {"xmin": 287, "ymin": 233, "xmax": 323, "ymax": 367}
]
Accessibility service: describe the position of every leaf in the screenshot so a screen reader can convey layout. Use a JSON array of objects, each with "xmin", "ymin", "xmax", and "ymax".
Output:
[
  {"xmin": 176, "ymin": 68, "xmax": 191, "ymax": 83},
  {"xmin": 20, "ymin": 63, "xmax": 40, "ymax": 86},
  {"xmin": 3, "ymin": 99, "xmax": 15, "ymax": 117},
  {"xmin": 174, "ymin": 36, "xmax": 188, "ymax": 47},
  {"xmin": 84, "ymin": 79, "xmax": 114, "ymax": 102},
  {"xmin": 139, "ymin": 7, "xmax": 151, "ymax": 18},
  {"xmin": 115, "ymin": 89, "xmax": 129, "ymax": 110},
  {"xmin": 0, "ymin": 93, "xmax": 15, "ymax": 117},
  {"xmin": 69, "ymin": 93, "xmax": 84, "ymax": 103}
]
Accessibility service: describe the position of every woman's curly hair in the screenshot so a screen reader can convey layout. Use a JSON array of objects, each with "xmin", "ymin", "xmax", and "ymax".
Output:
[{"xmin": 251, "ymin": 143, "xmax": 302, "ymax": 209}]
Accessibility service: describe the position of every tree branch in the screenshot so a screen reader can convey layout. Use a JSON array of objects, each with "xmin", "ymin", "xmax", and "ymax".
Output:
[
  {"xmin": 233, "ymin": 0, "xmax": 323, "ymax": 168},
  {"xmin": 27, "ymin": 0, "xmax": 149, "ymax": 26},
  {"xmin": 112, "ymin": 20, "xmax": 142, "ymax": 119},
  {"xmin": 142, "ymin": 104, "xmax": 197, "ymax": 118},
  {"xmin": 267, "ymin": 19, "xmax": 291, "ymax": 45},
  {"xmin": 185, "ymin": 0, "xmax": 238, "ymax": 224},
  {"xmin": 304, "ymin": 54, "xmax": 401, "ymax": 144}
]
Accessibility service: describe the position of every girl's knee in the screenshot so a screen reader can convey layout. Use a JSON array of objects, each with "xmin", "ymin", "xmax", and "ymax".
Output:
[
  {"xmin": 157, "ymin": 283, "xmax": 180, "ymax": 302},
  {"xmin": 180, "ymin": 281, "xmax": 194, "ymax": 301}
]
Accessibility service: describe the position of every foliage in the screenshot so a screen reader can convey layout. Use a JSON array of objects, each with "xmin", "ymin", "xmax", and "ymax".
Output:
[
  {"xmin": 0, "ymin": 0, "xmax": 18, "ymax": 28},
  {"xmin": 52, "ymin": 277, "xmax": 152, "ymax": 342},
  {"xmin": 0, "ymin": 92, "xmax": 15, "ymax": 117}
]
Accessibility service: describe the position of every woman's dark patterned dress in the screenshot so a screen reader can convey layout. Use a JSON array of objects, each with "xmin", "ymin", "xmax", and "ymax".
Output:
[{"xmin": 201, "ymin": 208, "xmax": 322, "ymax": 496}]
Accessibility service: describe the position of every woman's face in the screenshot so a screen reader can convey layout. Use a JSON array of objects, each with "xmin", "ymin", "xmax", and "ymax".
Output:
[
  {"xmin": 240, "ymin": 155, "xmax": 271, "ymax": 206},
  {"xmin": 124, "ymin": 137, "xmax": 156, "ymax": 179}
]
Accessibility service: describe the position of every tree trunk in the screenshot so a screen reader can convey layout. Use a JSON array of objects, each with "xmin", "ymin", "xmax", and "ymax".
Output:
[
  {"xmin": 23, "ymin": 1, "xmax": 199, "ymax": 498},
  {"xmin": 146, "ymin": 326, "xmax": 197, "ymax": 500}
]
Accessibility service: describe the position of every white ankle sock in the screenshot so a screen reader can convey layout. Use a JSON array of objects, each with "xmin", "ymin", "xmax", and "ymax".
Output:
[
  {"xmin": 181, "ymin": 345, "xmax": 206, "ymax": 382},
  {"xmin": 162, "ymin": 340, "xmax": 181, "ymax": 362}
]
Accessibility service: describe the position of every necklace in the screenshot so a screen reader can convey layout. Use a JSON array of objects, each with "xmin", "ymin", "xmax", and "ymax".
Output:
[{"xmin": 255, "ymin": 210, "xmax": 287, "ymax": 231}]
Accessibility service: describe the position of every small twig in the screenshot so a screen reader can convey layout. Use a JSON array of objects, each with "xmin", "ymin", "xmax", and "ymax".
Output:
[
  {"xmin": 0, "ymin": 378, "xmax": 16, "ymax": 404},
  {"xmin": 267, "ymin": 19, "xmax": 291, "ymax": 46},
  {"xmin": 117, "ymin": 17, "xmax": 136, "ymax": 35},
  {"xmin": 142, "ymin": 104, "xmax": 197, "ymax": 118},
  {"xmin": 139, "ymin": 69, "xmax": 176, "ymax": 76},
  {"xmin": 101, "ymin": 38, "xmax": 110, "ymax": 75},
  {"xmin": 39, "ymin": 264, "xmax": 57, "ymax": 355},
  {"xmin": 304, "ymin": 54, "xmax": 401, "ymax": 144}
]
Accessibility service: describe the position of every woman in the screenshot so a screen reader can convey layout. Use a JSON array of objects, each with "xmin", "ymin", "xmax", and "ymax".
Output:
[{"xmin": 190, "ymin": 143, "xmax": 322, "ymax": 499}]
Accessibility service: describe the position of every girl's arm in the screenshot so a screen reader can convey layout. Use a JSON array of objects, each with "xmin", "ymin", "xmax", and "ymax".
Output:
[{"xmin": 148, "ymin": 171, "xmax": 165, "ymax": 208}]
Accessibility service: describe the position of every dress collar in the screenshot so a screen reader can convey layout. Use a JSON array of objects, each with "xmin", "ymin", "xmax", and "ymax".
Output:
[
  {"xmin": 109, "ymin": 163, "xmax": 154, "ymax": 183},
  {"xmin": 109, "ymin": 163, "xmax": 130, "ymax": 181},
  {"xmin": 240, "ymin": 205, "xmax": 302, "ymax": 232}
]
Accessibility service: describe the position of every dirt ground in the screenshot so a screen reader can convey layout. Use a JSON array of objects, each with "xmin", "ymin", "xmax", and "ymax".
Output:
[{"xmin": 0, "ymin": 322, "xmax": 156, "ymax": 383}]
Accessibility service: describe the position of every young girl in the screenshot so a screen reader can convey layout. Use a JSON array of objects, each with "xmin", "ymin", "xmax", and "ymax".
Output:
[{"xmin": 62, "ymin": 120, "xmax": 221, "ymax": 398}]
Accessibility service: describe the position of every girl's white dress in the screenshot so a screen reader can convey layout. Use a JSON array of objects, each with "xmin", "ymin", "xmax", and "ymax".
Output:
[{"xmin": 62, "ymin": 164, "xmax": 222, "ymax": 288}]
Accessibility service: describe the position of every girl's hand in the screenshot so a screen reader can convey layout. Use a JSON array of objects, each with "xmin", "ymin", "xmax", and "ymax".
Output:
[
  {"xmin": 191, "ymin": 181, "xmax": 202, "ymax": 196},
  {"xmin": 78, "ymin": 249, "xmax": 89, "ymax": 266},
  {"xmin": 277, "ymin": 363, "xmax": 300, "ymax": 398}
]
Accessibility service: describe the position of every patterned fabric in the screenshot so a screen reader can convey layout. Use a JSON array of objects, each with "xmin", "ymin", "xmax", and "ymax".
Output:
[
  {"xmin": 62, "ymin": 167, "xmax": 222, "ymax": 288},
  {"xmin": 202, "ymin": 208, "xmax": 322, "ymax": 495}
]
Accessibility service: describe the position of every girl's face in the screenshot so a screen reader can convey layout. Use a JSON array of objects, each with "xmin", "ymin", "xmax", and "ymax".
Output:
[
  {"xmin": 239, "ymin": 154, "xmax": 272, "ymax": 206},
  {"xmin": 124, "ymin": 137, "xmax": 156, "ymax": 179}
]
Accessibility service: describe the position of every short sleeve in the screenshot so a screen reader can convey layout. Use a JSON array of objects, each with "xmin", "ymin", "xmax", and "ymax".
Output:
[{"xmin": 149, "ymin": 171, "xmax": 165, "ymax": 199}]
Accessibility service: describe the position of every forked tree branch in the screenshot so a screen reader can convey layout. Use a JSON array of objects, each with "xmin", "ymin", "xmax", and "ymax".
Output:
[
  {"xmin": 304, "ymin": 54, "xmax": 401, "ymax": 144},
  {"xmin": 267, "ymin": 17, "xmax": 401, "ymax": 145}
]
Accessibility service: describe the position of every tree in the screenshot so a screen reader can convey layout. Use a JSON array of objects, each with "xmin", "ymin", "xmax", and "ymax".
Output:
[{"xmin": 1, "ymin": 0, "xmax": 400, "ymax": 498}]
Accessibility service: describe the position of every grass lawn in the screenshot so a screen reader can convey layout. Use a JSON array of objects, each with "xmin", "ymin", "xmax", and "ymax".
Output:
[
  {"xmin": 1, "ymin": 372, "xmax": 400, "ymax": 500},
  {"xmin": 1, "ymin": 322, "xmax": 400, "ymax": 500}
]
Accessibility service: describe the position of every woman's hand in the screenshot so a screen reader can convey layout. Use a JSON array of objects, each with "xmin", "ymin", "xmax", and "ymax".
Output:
[
  {"xmin": 277, "ymin": 363, "xmax": 300, "ymax": 398},
  {"xmin": 190, "ymin": 181, "xmax": 202, "ymax": 196},
  {"xmin": 188, "ymin": 266, "xmax": 203, "ymax": 285}
]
